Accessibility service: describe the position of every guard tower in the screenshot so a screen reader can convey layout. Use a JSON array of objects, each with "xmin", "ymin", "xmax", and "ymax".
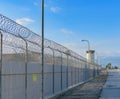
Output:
[{"xmin": 86, "ymin": 50, "xmax": 95, "ymax": 63}]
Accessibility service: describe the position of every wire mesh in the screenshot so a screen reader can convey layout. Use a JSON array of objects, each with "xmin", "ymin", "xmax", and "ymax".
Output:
[{"xmin": 0, "ymin": 14, "xmax": 101, "ymax": 99}]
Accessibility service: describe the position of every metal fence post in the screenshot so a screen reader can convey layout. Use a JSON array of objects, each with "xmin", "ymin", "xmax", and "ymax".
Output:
[
  {"xmin": 61, "ymin": 52, "xmax": 62, "ymax": 91},
  {"xmin": 22, "ymin": 38, "xmax": 28, "ymax": 99},
  {"xmin": 0, "ymin": 31, "xmax": 2, "ymax": 99},
  {"xmin": 78, "ymin": 60, "xmax": 80, "ymax": 82},
  {"xmin": 75, "ymin": 58, "xmax": 77, "ymax": 84},
  {"xmin": 52, "ymin": 49, "xmax": 55, "ymax": 94},
  {"xmin": 18, "ymin": 35, "xmax": 28, "ymax": 99},
  {"xmin": 51, "ymin": 49, "xmax": 55, "ymax": 94},
  {"xmin": 71, "ymin": 57, "xmax": 73, "ymax": 86},
  {"xmin": 23, "ymin": 40, "xmax": 28, "ymax": 99},
  {"xmin": 74, "ymin": 57, "xmax": 76, "ymax": 84},
  {"xmin": 85, "ymin": 62, "xmax": 86, "ymax": 81},
  {"xmin": 47, "ymin": 46, "xmax": 55, "ymax": 94},
  {"xmin": 78, "ymin": 59, "xmax": 79, "ymax": 83},
  {"xmin": 66, "ymin": 55, "xmax": 68, "ymax": 88}
]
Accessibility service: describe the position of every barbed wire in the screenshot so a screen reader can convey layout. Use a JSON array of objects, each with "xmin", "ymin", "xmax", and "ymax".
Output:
[
  {"xmin": 0, "ymin": 13, "xmax": 95, "ymax": 62},
  {"xmin": 0, "ymin": 14, "xmax": 40, "ymax": 44}
]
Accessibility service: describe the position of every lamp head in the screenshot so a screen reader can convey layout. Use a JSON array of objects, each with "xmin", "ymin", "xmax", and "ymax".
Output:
[{"xmin": 81, "ymin": 40, "xmax": 85, "ymax": 42}]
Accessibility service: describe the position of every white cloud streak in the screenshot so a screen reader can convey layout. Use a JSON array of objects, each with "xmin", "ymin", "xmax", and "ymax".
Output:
[
  {"xmin": 63, "ymin": 43, "xmax": 120, "ymax": 58},
  {"xmin": 34, "ymin": 2, "xmax": 38, "ymax": 6},
  {"xmin": 33, "ymin": 0, "xmax": 40, "ymax": 7},
  {"xmin": 60, "ymin": 28, "xmax": 74, "ymax": 34},
  {"xmin": 98, "ymin": 51, "xmax": 120, "ymax": 57},
  {"xmin": 62, "ymin": 43, "xmax": 86, "ymax": 57},
  {"xmin": 15, "ymin": 18, "xmax": 34, "ymax": 25},
  {"xmin": 44, "ymin": 4, "xmax": 48, "ymax": 7},
  {"xmin": 50, "ymin": 6, "xmax": 61, "ymax": 13}
]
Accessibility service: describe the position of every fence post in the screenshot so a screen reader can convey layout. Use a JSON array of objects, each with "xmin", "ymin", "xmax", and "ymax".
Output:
[
  {"xmin": 75, "ymin": 58, "xmax": 77, "ymax": 84},
  {"xmin": 66, "ymin": 55, "xmax": 68, "ymax": 88},
  {"xmin": 74, "ymin": 57, "xmax": 76, "ymax": 84},
  {"xmin": 61, "ymin": 52, "xmax": 62, "ymax": 91},
  {"xmin": 85, "ymin": 62, "xmax": 87, "ymax": 81},
  {"xmin": 24, "ymin": 41, "xmax": 28, "ymax": 99},
  {"xmin": 18, "ymin": 35, "xmax": 28, "ymax": 99},
  {"xmin": 47, "ymin": 46, "xmax": 55, "ymax": 94},
  {"xmin": 78, "ymin": 60, "xmax": 80, "ymax": 82},
  {"xmin": 0, "ymin": 31, "xmax": 2, "ymax": 99},
  {"xmin": 52, "ymin": 49, "xmax": 55, "ymax": 94},
  {"xmin": 71, "ymin": 57, "xmax": 73, "ymax": 86},
  {"xmin": 78, "ymin": 59, "xmax": 79, "ymax": 83}
]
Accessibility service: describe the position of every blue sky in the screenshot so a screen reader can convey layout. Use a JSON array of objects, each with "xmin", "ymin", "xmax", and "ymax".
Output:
[{"xmin": 1, "ymin": 0, "xmax": 120, "ymax": 66}]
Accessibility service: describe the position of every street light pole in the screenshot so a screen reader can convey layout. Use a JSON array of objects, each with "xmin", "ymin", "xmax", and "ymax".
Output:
[
  {"xmin": 81, "ymin": 40, "xmax": 90, "ymax": 51},
  {"xmin": 41, "ymin": 0, "xmax": 44, "ymax": 99}
]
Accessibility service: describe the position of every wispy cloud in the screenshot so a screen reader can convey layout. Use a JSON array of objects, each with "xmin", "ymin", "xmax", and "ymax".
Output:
[
  {"xmin": 50, "ymin": 6, "xmax": 61, "ymax": 13},
  {"xmin": 15, "ymin": 18, "xmax": 34, "ymax": 25},
  {"xmin": 60, "ymin": 28, "xmax": 74, "ymax": 34},
  {"xmin": 99, "ymin": 51, "xmax": 120, "ymax": 57},
  {"xmin": 62, "ymin": 43, "xmax": 85, "ymax": 56},
  {"xmin": 34, "ymin": 2, "xmax": 38, "ymax": 6},
  {"xmin": 21, "ymin": 8, "xmax": 31, "ymax": 11},
  {"xmin": 33, "ymin": 0, "xmax": 40, "ymax": 7},
  {"xmin": 44, "ymin": 4, "xmax": 48, "ymax": 7}
]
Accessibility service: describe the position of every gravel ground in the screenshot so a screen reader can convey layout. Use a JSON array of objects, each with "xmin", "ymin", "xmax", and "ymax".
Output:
[{"xmin": 57, "ymin": 74, "xmax": 108, "ymax": 99}]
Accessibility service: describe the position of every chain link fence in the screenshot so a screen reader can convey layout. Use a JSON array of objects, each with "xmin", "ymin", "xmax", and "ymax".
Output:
[{"xmin": 0, "ymin": 14, "xmax": 101, "ymax": 99}]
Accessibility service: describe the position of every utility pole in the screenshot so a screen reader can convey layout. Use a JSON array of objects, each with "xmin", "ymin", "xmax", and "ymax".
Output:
[{"xmin": 41, "ymin": 0, "xmax": 44, "ymax": 99}]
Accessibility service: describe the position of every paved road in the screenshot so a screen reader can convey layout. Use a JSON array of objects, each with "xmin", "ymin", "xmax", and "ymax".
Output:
[{"xmin": 100, "ymin": 69, "xmax": 120, "ymax": 99}]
